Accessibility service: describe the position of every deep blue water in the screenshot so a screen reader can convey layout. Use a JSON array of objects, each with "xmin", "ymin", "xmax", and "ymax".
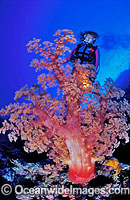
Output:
[{"xmin": 0, "ymin": 0, "xmax": 130, "ymax": 108}]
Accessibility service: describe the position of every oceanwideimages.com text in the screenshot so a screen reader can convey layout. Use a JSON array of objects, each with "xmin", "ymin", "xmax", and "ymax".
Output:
[{"xmin": 1, "ymin": 184, "xmax": 130, "ymax": 197}]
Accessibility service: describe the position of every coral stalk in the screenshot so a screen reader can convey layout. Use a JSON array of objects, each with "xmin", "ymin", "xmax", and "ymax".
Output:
[{"xmin": 66, "ymin": 136, "xmax": 96, "ymax": 183}]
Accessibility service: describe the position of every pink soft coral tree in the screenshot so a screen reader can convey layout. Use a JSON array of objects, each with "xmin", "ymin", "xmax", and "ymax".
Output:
[{"xmin": 0, "ymin": 29, "xmax": 130, "ymax": 184}]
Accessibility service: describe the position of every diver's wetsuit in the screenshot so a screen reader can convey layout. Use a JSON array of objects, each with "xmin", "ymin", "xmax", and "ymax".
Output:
[
  {"xmin": 70, "ymin": 42, "xmax": 97, "ymax": 65},
  {"xmin": 70, "ymin": 43, "xmax": 98, "ymax": 82}
]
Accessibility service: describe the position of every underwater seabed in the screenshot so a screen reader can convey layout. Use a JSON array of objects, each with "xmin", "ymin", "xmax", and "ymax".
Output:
[{"xmin": 0, "ymin": 128, "xmax": 130, "ymax": 200}]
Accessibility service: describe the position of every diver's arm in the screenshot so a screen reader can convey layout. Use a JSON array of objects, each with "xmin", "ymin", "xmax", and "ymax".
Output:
[
  {"xmin": 61, "ymin": 45, "xmax": 78, "ymax": 64},
  {"xmin": 95, "ymin": 48, "xmax": 100, "ymax": 74}
]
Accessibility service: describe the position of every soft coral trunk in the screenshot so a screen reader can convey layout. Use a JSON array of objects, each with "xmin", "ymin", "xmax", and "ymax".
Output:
[{"xmin": 66, "ymin": 136, "xmax": 96, "ymax": 184}]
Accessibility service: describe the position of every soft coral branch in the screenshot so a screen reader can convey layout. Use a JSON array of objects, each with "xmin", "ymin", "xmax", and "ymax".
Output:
[{"xmin": 27, "ymin": 29, "xmax": 76, "ymax": 86}]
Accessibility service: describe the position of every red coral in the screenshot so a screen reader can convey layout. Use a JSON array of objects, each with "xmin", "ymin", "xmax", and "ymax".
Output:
[{"xmin": 0, "ymin": 30, "xmax": 130, "ymax": 184}]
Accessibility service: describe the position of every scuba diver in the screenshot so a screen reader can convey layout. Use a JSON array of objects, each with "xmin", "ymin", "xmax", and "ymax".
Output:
[{"xmin": 62, "ymin": 31, "xmax": 100, "ymax": 83}]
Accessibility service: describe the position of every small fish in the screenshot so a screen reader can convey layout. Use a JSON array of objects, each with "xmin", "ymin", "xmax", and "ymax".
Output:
[{"xmin": 106, "ymin": 158, "xmax": 121, "ymax": 175}]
